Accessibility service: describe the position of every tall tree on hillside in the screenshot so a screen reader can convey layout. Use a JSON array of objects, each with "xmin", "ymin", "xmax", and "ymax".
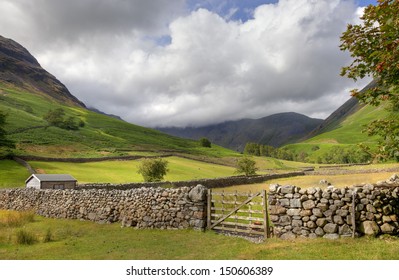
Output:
[
  {"xmin": 0, "ymin": 110, "xmax": 14, "ymax": 151},
  {"xmin": 340, "ymin": 0, "xmax": 399, "ymax": 161}
]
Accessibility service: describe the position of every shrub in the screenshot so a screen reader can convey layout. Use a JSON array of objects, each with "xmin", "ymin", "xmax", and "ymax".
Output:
[
  {"xmin": 199, "ymin": 137, "xmax": 211, "ymax": 148},
  {"xmin": 43, "ymin": 228, "xmax": 53, "ymax": 243},
  {"xmin": 235, "ymin": 157, "xmax": 258, "ymax": 176},
  {"xmin": 16, "ymin": 229, "xmax": 37, "ymax": 245},
  {"xmin": 137, "ymin": 158, "xmax": 169, "ymax": 182}
]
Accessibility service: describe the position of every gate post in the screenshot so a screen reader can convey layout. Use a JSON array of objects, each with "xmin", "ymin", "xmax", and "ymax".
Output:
[
  {"xmin": 262, "ymin": 190, "xmax": 271, "ymax": 239},
  {"xmin": 207, "ymin": 188, "xmax": 212, "ymax": 230}
]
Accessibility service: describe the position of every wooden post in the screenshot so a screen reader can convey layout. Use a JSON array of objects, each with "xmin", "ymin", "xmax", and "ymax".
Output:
[
  {"xmin": 207, "ymin": 189, "xmax": 212, "ymax": 230},
  {"xmin": 351, "ymin": 191, "xmax": 356, "ymax": 238},
  {"xmin": 262, "ymin": 190, "xmax": 271, "ymax": 239},
  {"xmin": 234, "ymin": 190, "xmax": 238, "ymax": 234}
]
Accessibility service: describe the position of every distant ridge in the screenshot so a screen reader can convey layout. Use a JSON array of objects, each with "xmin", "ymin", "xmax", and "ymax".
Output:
[
  {"xmin": 158, "ymin": 112, "xmax": 323, "ymax": 151},
  {"xmin": 0, "ymin": 35, "xmax": 85, "ymax": 107}
]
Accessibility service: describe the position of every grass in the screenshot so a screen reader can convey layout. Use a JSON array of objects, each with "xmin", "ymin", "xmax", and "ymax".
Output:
[
  {"xmin": 1, "ymin": 210, "xmax": 399, "ymax": 260},
  {"xmin": 26, "ymin": 156, "xmax": 238, "ymax": 184},
  {"xmin": 0, "ymin": 160, "xmax": 30, "ymax": 188}
]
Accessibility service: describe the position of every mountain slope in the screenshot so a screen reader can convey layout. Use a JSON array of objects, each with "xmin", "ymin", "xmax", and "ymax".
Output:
[
  {"xmin": 0, "ymin": 35, "xmax": 85, "ymax": 108},
  {"xmin": 303, "ymin": 80, "xmax": 377, "ymax": 140},
  {"xmin": 0, "ymin": 35, "xmax": 236, "ymax": 158},
  {"xmin": 283, "ymin": 81, "xmax": 397, "ymax": 163},
  {"xmin": 158, "ymin": 112, "xmax": 323, "ymax": 152}
]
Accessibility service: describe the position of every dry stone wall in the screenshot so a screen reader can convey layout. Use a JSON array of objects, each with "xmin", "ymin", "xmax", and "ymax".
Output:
[
  {"xmin": 0, "ymin": 185, "xmax": 207, "ymax": 230},
  {"xmin": 268, "ymin": 174, "xmax": 399, "ymax": 239},
  {"xmin": 78, "ymin": 172, "xmax": 305, "ymax": 190}
]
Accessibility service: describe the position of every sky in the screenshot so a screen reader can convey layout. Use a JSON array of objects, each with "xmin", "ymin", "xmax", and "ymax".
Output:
[{"xmin": 0, "ymin": 0, "xmax": 377, "ymax": 128}]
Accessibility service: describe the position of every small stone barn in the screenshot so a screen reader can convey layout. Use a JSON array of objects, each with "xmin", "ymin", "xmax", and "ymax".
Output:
[{"xmin": 25, "ymin": 174, "xmax": 77, "ymax": 190}]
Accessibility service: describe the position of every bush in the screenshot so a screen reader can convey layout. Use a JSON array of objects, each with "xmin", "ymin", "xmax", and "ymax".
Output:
[
  {"xmin": 43, "ymin": 228, "xmax": 53, "ymax": 243},
  {"xmin": 199, "ymin": 137, "xmax": 211, "ymax": 148},
  {"xmin": 137, "ymin": 158, "xmax": 169, "ymax": 182},
  {"xmin": 16, "ymin": 229, "xmax": 37, "ymax": 245},
  {"xmin": 235, "ymin": 157, "xmax": 258, "ymax": 177}
]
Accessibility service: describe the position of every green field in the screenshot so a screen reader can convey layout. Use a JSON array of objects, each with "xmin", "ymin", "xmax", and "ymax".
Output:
[
  {"xmin": 0, "ymin": 160, "xmax": 30, "ymax": 188},
  {"xmin": 27, "ymin": 156, "xmax": 238, "ymax": 184},
  {"xmin": 0, "ymin": 155, "xmax": 316, "ymax": 188},
  {"xmin": 1, "ymin": 210, "xmax": 398, "ymax": 260}
]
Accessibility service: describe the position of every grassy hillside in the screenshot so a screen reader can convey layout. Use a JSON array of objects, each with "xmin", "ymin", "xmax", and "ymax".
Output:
[
  {"xmin": 0, "ymin": 84, "xmax": 237, "ymax": 158},
  {"xmin": 284, "ymin": 102, "xmax": 396, "ymax": 163}
]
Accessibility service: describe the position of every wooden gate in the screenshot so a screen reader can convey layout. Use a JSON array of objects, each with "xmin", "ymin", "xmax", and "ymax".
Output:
[{"xmin": 207, "ymin": 189, "xmax": 271, "ymax": 239}]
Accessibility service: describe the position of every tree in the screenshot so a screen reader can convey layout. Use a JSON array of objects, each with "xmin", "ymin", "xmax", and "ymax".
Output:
[
  {"xmin": 340, "ymin": 0, "xmax": 399, "ymax": 161},
  {"xmin": 199, "ymin": 137, "xmax": 211, "ymax": 148},
  {"xmin": 137, "ymin": 158, "xmax": 169, "ymax": 182},
  {"xmin": 61, "ymin": 116, "xmax": 79, "ymax": 130},
  {"xmin": 44, "ymin": 108, "xmax": 80, "ymax": 131},
  {"xmin": 244, "ymin": 142, "xmax": 260, "ymax": 156},
  {"xmin": 235, "ymin": 157, "xmax": 258, "ymax": 176},
  {"xmin": 44, "ymin": 108, "xmax": 65, "ymax": 127},
  {"xmin": 0, "ymin": 110, "xmax": 14, "ymax": 148}
]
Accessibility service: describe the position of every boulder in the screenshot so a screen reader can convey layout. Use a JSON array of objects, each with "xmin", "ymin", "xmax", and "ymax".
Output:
[
  {"xmin": 188, "ymin": 185, "xmax": 206, "ymax": 202},
  {"xmin": 323, "ymin": 223, "xmax": 338, "ymax": 234},
  {"xmin": 359, "ymin": 221, "xmax": 380, "ymax": 236}
]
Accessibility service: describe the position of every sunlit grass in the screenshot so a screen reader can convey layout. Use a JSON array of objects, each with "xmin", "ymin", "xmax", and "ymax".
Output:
[{"xmin": 1, "ymin": 210, "xmax": 399, "ymax": 260}]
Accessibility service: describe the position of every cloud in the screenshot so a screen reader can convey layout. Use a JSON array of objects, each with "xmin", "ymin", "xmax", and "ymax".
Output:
[{"xmin": 0, "ymin": 0, "xmax": 370, "ymax": 127}]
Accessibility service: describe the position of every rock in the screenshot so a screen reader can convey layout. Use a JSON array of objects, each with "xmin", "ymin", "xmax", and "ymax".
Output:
[
  {"xmin": 292, "ymin": 220, "xmax": 302, "ymax": 227},
  {"xmin": 302, "ymin": 200, "xmax": 316, "ymax": 210},
  {"xmin": 323, "ymin": 234, "xmax": 339, "ymax": 240},
  {"xmin": 316, "ymin": 218, "xmax": 328, "ymax": 228},
  {"xmin": 307, "ymin": 187, "xmax": 317, "ymax": 195},
  {"xmin": 290, "ymin": 199, "xmax": 301, "ymax": 208},
  {"xmin": 278, "ymin": 215, "xmax": 292, "ymax": 226},
  {"xmin": 300, "ymin": 209, "xmax": 312, "ymax": 216},
  {"xmin": 287, "ymin": 209, "xmax": 301, "ymax": 216},
  {"xmin": 383, "ymin": 205, "xmax": 393, "ymax": 215},
  {"xmin": 280, "ymin": 232, "xmax": 296, "ymax": 240},
  {"xmin": 306, "ymin": 221, "xmax": 316, "ymax": 229},
  {"xmin": 315, "ymin": 227, "xmax": 325, "ymax": 236},
  {"xmin": 323, "ymin": 223, "xmax": 338, "ymax": 234},
  {"xmin": 188, "ymin": 185, "xmax": 207, "ymax": 202},
  {"xmin": 339, "ymin": 224, "xmax": 352, "ymax": 236},
  {"xmin": 380, "ymin": 223, "xmax": 395, "ymax": 234},
  {"xmin": 270, "ymin": 205, "xmax": 286, "ymax": 215},
  {"xmin": 333, "ymin": 215, "xmax": 344, "ymax": 225},
  {"xmin": 280, "ymin": 186, "xmax": 295, "ymax": 194},
  {"xmin": 312, "ymin": 208, "xmax": 323, "ymax": 218},
  {"xmin": 359, "ymin": 221, "xmax": 380, "ymax": 236},
  {"xmin": 269, "ymin": 184, "xmax": 279, "ymax": 192}
]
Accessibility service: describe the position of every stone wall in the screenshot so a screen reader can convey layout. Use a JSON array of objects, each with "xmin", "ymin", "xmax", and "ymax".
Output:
[
  {"xmin": 78, "ymin": 172, "xmax": 305, "ymax": 190},
  {"xmin": 268, "ymin": 174, "xmax": 399, "ymax": 239},
  {"xmin": 0, "ymin": 185, "xmax": 207, "ymax": 230}
]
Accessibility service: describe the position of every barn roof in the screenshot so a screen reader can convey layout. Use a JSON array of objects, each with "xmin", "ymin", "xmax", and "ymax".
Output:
[{"xmin": 25, "ymin": 174, "xmax": 77, "ymax": 183}]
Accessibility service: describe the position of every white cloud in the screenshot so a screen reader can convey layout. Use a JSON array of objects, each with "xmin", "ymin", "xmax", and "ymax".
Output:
[{"xmin": 0, "ymin": 0, "xmax": 370, "ymax": 127}]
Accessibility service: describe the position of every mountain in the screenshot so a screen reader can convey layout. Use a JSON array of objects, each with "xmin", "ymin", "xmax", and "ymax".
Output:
[
  {"xmin": 283, "ymin": 80, "xmax": 397, "ymax": 163},
  {"xmin": 158, "ymin": 112, "xmax": 323, "ymax": 152},
  {"xmin": 0, "ymin": 35, "xmax": 236, "ymax": 158},
  {"xmin": 0, "ymin": 35, "xmax": 85, "ymax": 108},
  {"xmin": 303, "ymin": 80, "xmax": 377, "ymax": 140}
]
